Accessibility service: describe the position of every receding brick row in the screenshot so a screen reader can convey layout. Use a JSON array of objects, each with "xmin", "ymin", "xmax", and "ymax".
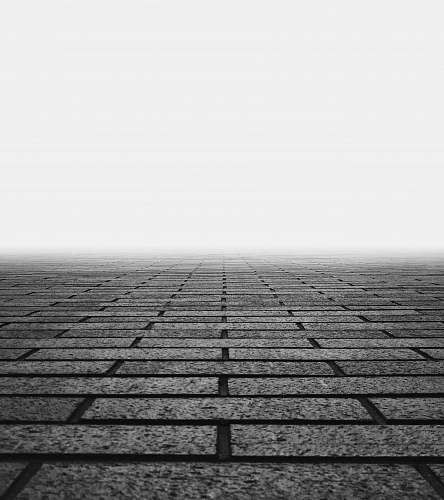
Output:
[
  {"xmin": 230, "ymin": 424, "xmax": 444, "ymax": 456},
  {"xmin": 370, "ymin": 398, "xmax": 444, "ymax": 420},
  {"xmin": 83, "ymin": 397, "xmax": 370, "ymax": 420},
  {"xmin": 0, "ymin": 377, "xmax": 218, "ymax": 394},
  {"xmin": 28, "ymin": 348, "xmax": 223, "ymax": 360},
  {"xmin": 337, "ymin": 360, "xmax": 444, "ymax": 375},
  {"xmin": 116, "ymin": 361, "xmax": 335, "ymax": 375},
  {"xmin": 0, "ymin": 349, "xmax": 30, "ymax": 360},
  {"xmin": 0, "ymin": 425, "xmax": 215, "ymax": 454},
  {"xmin": 228, "ymin": 376, "xmax": 444, "ymax": 395},
  {"xmin": 0, "ymin": 397, "xmax": 82, "ymax": 421},
  {"xmin": 0, "ymin": 361, "xmax": 113, "ymax": 374},
  {"xmin": 10, "ymin": 463, "xmax": 439, "ymax": 499},
  {"xmin": 228, "ymin": 348, "xmax": 421, "ymax": 360}
]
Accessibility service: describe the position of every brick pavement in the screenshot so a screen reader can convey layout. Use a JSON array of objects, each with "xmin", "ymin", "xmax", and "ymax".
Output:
[{"xmin": 0, "ymin": 255, "xmax": 443, "ymax": 499}]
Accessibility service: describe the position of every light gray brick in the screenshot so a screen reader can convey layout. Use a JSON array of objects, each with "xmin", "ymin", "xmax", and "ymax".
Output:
[
  {"xmin": 17, "ymin": 463, "xmax": 439, "ymax": 499},
  {"xmin": 231, "ymin": 424, "xmax": 444, "ymax": 456},
  {"xmin": 0, "ymin": 425, "xmax": 215, "ymax": 454}
]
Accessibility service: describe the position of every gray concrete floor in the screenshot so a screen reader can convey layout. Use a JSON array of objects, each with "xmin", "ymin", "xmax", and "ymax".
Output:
[{"xmin": 0, "ymin": 256, "xmax": 443, "ymax": 498}]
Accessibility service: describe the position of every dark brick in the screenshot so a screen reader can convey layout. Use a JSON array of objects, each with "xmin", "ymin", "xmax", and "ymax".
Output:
[
  {"xmin": 227, "ymin": 330, "xmax": 389, "ymax": 338},
  {"xmin": 317, "ymin": 339, "xmax": 444, "ymax": 348},
  {"xmin": 0, "ymin": 361, "xmax": 113, "ymax": 374},
  {"xmin": 0, "ymin": 339, "xmax": 135, "ymax": 348}
]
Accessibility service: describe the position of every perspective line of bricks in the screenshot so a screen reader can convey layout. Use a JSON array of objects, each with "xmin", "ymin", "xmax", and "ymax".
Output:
[{"xmin": 0, "ymin": 255, "xmax": 443, "ymax": 499}]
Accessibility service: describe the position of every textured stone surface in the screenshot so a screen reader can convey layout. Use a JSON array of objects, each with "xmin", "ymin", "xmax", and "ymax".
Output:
[
  {"xmin": 0, "ymin": 462, "xmax": 26, "ymax": 496},
  {"xmin": 1, "ymin": 256, "xmax": 444, "ymax": 498},
  {"xmin": 229, "ymin": 376, "xmax": 444, "ymax": 395},
  {"xmin": 0, "ymin": 397, "xmax": 81, "ymax": 421},
  {"xmin": 84, "ymin": 397, "xmax": 369, "ymax": 420},
  {"xmin": 231, "ymin": 424, "xmax": 444, "ymax": 456},
  {"xmin": 337, "ymin": 360, "xmax": 444, "ymax": 375},
  {"xmin": 29, "ymin": 348, "xmax": 222, "ymax": 360},
  {"xmin": 0, "ymin": 425, "xmax": 215, "ymax": 454},
  {"xmin": 371, "ymin": 398, "xmax": 444, "ymax": 420},
  {"xmin": 0, "ymin": 377, "xmax": 217, "ymax": 394},
  {"xmin": 17, "ymin": 463, "xmax": 440, "ymax": 499},
  {"xmin": 0, "ymin": 339, "xmax": 135, "ymax": 348},
  {"xmin": 117, "ymin": 360, "xmax": 334, "ymax": 375},
  {"xmin": 229, "ymin": 348, "xmax": 421, "ymax": 359}
]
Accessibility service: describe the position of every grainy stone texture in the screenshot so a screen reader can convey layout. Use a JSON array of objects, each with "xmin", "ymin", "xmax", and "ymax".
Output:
[
  {"xmin": 371, "ymin": 398, "xmax": 444, "ymax": 420},
  {"xmin": 84, "ymin": 397, "xmax": 369, "ymax": 420},
  {"xmin": 16, "ymin": 463, "xmax": 440, "ymax": 499},
  {"xmin": 231, "ymin": 424, "xmax": 444, "ymax": 456},
  {"xmin": 0, "ymin": 377, "xmax": 217, "ymax": 394},
  {"xmin": 229, "ymin": 376, "xmax": 444, "ymax": 395},
  {"xmin": 0, "ymin": 397, "xmax": 82, "ymax": 421},
  {"xmin": 117, "ymin": 360, "xmax": 334, "ymax": 375},
  {"xmin": 0, "ymin": 425, "xmax": 215, "ymax": 454},
  {"xmin": 1, "ymin": 255, "xmax": 443, "ymax": 498}
]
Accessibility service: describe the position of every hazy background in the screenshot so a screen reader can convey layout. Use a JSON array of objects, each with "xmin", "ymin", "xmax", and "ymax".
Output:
[{"xmin": 1, "ymin": 0, "xmax": 443, "ymax": 252}]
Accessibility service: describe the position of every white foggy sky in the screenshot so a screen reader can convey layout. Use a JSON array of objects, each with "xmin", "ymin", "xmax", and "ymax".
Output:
[{"xmin": 1, "ymin": 0, "xmax": 443, "ymax": 252}]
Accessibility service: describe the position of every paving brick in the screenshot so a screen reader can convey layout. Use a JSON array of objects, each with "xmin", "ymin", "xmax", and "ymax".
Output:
[
  {"xmin": 229, "ymin": 348, "xmax": 420, "ymax": 360},
  {"xmin": 84, "ymin": 397, "xmax": 368, "ymax": 420},
  {"xmin": 227, "ymin": 330, "xmax": 389, "ymax": 338},
  {"xmin": 302, "ymin": 322, "xmax": 444, "ymax": 331},
  {"xmin": 68, "ymin": 322, "xmax": 150, "ymax": 330},
  {"xmin": 16, "ymin": 463, "xmax": 440, "ymax": 499},
  {"xmin": 63, "ymin": 328, "xmax": 223, "ymax": 338},
  {"xmin": 0, "ymin": 325, "xmax": 78, "ymax": 336},
  {"xmin": 229, "ymin": 376, "xmax": 444, "ymax": 395},
  {"xmin": 0, "ymin": 397, "xmax": 81, "ymax": 421},
  {"xmin": 0, "ymin": 331, "xmax": 60, "ymax": 339},
  {"xmin": 231, "ymin": 424, "xmax": 444, "ymax": 456},
  {"xmin": 0, "ymin": 338, "xmax": 135, "ymax": 348},
  {"xmin": 138, "ymin": 338, "xmax": 312, "ymax": 348},
  {"xmin": 29, "ymin": 348, "xmax": 222, "ymax": 360},
  {"xmin": 117, "ymin": 360, "xmax": 334, "ymax": 375},
  {"xmin": 0, "ymin": 377, "xmax": 217, "ymax": 394},
  {"xmin": 371, "ymin": 398, "xmax": 444, "ymax": 420},
  {"xmin": 337, "ymin": 360, "xmax": 444, "ymax": 375},
  {"xmin": 318, "ymin": 338, "xmax": 444, "ymax": 348},
  {"xmin": 0, "ymin": 425, "xmax": 215, "ymax": 454},
  {"xmin": 0, "ymin": 361, "xmax": 113, "ymax": 374}
]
